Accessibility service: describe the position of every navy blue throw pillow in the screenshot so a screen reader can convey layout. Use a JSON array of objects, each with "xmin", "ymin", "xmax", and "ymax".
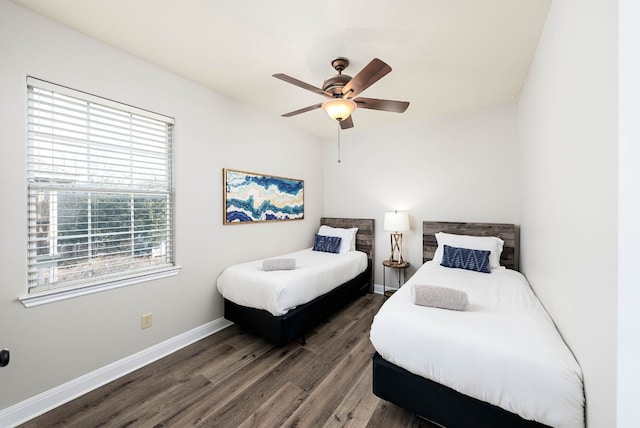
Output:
[
  {"xmin": 313, "ymin": 234, "xmax": 342, "ymax": 254},
  {"xmin": 441, "ymin": 245, "xmax": 491, "ymax": 273}
]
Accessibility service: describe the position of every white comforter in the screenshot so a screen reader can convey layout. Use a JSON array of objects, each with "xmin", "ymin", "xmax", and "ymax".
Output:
[
  {"xmin": 217, "ymin": 248, "xmax": 368, "ymax": 316},
  {"xmin": 370, "ymin": 262, "xmax": 585, "ymax": 428}
]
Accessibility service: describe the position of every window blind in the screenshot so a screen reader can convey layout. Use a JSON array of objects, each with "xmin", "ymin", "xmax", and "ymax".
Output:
[{"xmin": 26, "ymin": 77, "xmax": 175, "ymax": 294}]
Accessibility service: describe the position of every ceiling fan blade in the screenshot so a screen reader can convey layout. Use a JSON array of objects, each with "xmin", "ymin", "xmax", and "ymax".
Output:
[
  {"xmin": 341, "ymin": 58, "xmax": 392, "ymax": 99},
  {"xmin": 281, "ymin": 103, "xmax": 323, "ymax": 117},
  {"xmin": 339, "ymin": 116, "xmax": 354, "ymax": 130},
  {"xmin": 354, "ymin": 97, "xmax": 410, "ymax": 113},
  {"xmin": 273, "ymin": 74, "xmax": 332, "ymax": 98}
]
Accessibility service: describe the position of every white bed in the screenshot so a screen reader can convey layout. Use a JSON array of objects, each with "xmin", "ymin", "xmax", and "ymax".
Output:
[
  {"xmin": 217, "ymin": 247, "xmax": 368, "ymax": 316},
  {"xmin": 370, "ymin": 261, "xmax": 585, "ymax": 428},
  {"xmin": 218, "ymin": 248, "xmax": 367, "ymax": 316},
  {"xmin": 218, "ymin": 218, "xmax": 374, "ymax": 346}
]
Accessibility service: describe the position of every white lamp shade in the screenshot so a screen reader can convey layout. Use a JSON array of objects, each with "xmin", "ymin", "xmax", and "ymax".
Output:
[
  {"xmin": 384, "ymin": 211, "xmax": 410, "ymax": 232},
  {"xmin": 322, "ymin": 98, "xmax": 356, "ymax": 121}
]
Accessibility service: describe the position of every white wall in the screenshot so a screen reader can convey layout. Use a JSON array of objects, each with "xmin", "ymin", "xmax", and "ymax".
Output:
[
  {"xmin": 323, "ymin": 103, "xmax": 520, "ymax": 285},
  {"xmin": 518, "ymin": 0, "xmax": 618, "ymax": 426},
  {"xmin": 618, "ymin": 0, "xmax": 640, "ymax": 425},
  {"xmin": 0, "ymin": 0, "xmax": 323, "ymax": 411}
]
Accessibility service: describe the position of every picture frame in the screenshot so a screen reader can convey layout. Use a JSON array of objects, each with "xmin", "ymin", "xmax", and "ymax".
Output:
[{"xmin": 223, "ymin": 168, "xmax": 304, "ymax": 224}]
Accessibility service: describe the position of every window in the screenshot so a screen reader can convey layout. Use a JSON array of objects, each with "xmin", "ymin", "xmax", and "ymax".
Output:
[{"xmin": 23, "ymin": 77, "xmax": 177, "ymax": 306}]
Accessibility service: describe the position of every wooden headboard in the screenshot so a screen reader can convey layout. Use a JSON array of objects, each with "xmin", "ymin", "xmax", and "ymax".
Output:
[
  {"xmin": 321, "ymin": 217, "xmax": 375, "ymax": 286},
  {"xmin": 423, "ymin": 221, "xmax": 518, "ymax": 271}
]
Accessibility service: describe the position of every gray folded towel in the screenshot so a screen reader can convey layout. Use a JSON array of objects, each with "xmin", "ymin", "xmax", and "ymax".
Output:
[
  {"xmin": 411, "ymin": 284, "xmax": 469, "ymax": 311},
  {"xmin": 263, "ymin": 258, "xmax": 296, "ymax": 271}
]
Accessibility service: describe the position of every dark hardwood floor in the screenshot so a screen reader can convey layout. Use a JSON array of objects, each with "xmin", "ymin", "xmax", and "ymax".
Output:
[{"xmin": 21, "ymin": 294, "xmax": 435, "ymax": 428}]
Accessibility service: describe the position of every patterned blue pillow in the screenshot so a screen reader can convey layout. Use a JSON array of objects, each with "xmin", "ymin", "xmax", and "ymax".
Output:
[
  {"xmin": 312, "ymin": 234, "xmax": 342, "ymax": 254},
  {"xmin": 441, "ymin": 245, "xmax": 491, "ymax": 273}
]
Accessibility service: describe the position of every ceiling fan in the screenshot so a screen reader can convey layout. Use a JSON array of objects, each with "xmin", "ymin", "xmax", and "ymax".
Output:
[{"xmin": 273, "ymin": 57, "xmax": 410, "ymax": 130}]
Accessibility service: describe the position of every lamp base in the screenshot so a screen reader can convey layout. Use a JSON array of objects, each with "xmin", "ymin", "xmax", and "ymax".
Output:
[{"xmin": 389, "ymin": 232, "xmax": 405, "ymax": 264}]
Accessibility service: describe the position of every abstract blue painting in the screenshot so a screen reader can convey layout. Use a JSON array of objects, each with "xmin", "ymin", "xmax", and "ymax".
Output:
[{"xmin": 223, "ymin": 169, "xmax": 304, "ymax": 224}]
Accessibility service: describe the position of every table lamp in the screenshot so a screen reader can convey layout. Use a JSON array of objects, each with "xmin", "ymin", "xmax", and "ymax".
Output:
[{"xmin": 384, "ymin": 211, "xmax": 410, "ymax": 264}]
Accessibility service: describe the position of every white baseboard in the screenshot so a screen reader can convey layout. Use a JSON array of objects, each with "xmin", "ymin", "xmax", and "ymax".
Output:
[
  {"xmin": 0, "ymin": 317, "xmax": 233, "ymax": 428},
  {"xmin": 373, "ymin": 283, "xmax": 397, "ymax": 295}
]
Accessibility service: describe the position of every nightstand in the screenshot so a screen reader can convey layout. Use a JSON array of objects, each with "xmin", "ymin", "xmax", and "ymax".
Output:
[{"xmin": 382, "ymin": 260, "xmax": 410, "ymax": 298}]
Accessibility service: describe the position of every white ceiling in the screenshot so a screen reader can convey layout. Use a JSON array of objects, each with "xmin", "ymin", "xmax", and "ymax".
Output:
[{"xmin": 11, "ymin": 0, "xmax": 551, "ymax": 139}]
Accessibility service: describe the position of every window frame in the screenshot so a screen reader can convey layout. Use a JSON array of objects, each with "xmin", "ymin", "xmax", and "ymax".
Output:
[{"xmin": 20, "ymin": 77, "xmax": 180, "ymax": 308}]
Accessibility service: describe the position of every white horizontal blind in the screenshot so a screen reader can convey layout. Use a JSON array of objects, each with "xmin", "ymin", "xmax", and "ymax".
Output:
[{"xmin": 27, "ymin": 77, "xmax": 175, "ymax": 294}]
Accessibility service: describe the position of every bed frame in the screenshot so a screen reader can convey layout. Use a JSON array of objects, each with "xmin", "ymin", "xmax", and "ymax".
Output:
[
  {"xmin": 373, "ymin": 221, "xmax": 550, "ymax": 428},
  {"xmin": 223, "ymin": 217, "xmax": 374, "ymax": 346}
]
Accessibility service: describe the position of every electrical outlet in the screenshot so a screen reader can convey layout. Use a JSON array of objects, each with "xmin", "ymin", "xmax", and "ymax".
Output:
[{"xmin": 141, "ymin": 313, "xmax": 152, "ymax": 329}]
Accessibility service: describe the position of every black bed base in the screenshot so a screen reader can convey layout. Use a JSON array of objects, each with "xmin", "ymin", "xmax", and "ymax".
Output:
[
  {"xmin": 224, "ymin": 264, "xmax": 371, "ymax": 346},
  {"xmin": 372, "ymin": 352, "xmax": 550, "ymax": 428}
]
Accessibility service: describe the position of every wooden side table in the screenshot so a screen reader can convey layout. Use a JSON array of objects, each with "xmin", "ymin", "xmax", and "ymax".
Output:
[{"xmin": 382, "ymin": 260, "xmax": 410, "ymax": 298}]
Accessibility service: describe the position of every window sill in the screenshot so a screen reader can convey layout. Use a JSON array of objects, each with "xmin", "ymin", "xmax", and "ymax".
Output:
[{"xmin": 19, "ymin": 266, "xmax": 182, "ymax": 308}]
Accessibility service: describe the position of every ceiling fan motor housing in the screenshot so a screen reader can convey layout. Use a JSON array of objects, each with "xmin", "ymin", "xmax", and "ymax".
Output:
[{"xmin": 323, "ymin": 74, "xmax": 352, "ymax": 96}]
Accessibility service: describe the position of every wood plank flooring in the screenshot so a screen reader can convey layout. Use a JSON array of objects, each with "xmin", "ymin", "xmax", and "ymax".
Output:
[{"xmin": 21, "ymin": 294, "xmax": 435, "ymax": 428}]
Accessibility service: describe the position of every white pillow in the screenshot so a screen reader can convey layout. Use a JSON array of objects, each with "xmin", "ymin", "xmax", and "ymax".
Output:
[
  {"xmin": 318, "ymin": 225, "xmax": 358, "ymax": 254},
  {"xmin": 432, "ymin": 232, "xmax": 504, "ymax": 269}
]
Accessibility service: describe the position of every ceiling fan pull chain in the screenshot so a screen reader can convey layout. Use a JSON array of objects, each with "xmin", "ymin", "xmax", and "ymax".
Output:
[{"xmin": 337, "ymin": 122, "xmax": 342, "ymax": 163}]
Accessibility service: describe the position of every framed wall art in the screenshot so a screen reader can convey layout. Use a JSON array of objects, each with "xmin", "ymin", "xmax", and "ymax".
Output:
[{"xmin": 223, "ymin": 168, "xmax": 304, "ymax": 224}]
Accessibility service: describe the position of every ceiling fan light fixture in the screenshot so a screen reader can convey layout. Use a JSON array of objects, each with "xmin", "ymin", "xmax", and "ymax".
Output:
[{"xmin": 322, "ymin": 98, "xmax": 356, "ymax": 121}]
